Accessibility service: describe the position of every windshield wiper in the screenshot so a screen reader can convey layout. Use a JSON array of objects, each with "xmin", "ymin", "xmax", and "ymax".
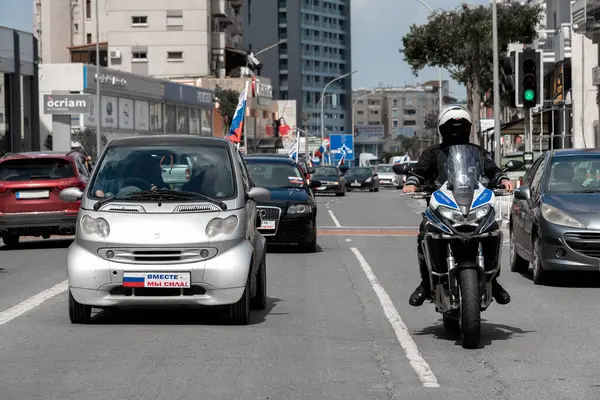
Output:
[
  {"xmin": 574, "ymin": 189, "xmax": 600, "ymax": 194},
  {"xmin": 93, "ymin": 188, "xmax": 227, "ymax": 210}
]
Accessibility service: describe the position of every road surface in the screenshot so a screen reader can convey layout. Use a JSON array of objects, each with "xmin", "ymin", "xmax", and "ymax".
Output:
[{"xmin": 1, "ymin": 189, "xmax": 599, "ymax": 399}]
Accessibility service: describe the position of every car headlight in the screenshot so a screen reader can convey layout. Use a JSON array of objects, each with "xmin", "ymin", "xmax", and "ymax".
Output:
[
  {"xmin": 541, "ymin": 203, "xmax": 586, "ymax": 228},
  {"xmin": 80, "ymin": 215, "xmax": 110, "ymax": 238},
  {"xmin": 205, "ymin": 215, "xmax": 239, "ymax": 238},
  {"xmin": 288, "ymin": 204, "xmax": 312, "ymax": 214},
  {"xmin": 365, "ymin": 177, "xmax": 372, "ymax": 182}
]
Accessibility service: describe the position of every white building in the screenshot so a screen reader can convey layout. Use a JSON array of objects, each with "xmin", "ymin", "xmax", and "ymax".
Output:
[{"xmin": 33, "ymin": 0, "xmax": 243, "ymax": 79}]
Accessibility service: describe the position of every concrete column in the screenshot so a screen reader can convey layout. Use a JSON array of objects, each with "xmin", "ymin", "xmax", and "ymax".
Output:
[
  {"xmin": 21, "ymin": 77, "xmax": 31, "ymax": 151},
  {"xmin": 52, "ymin": 114, "xmax": 71, "ymax": 151},
  {"xmin": 30, "ymin": 37, "xmax": 40, "ymax": 151},
  {"xmin": 10, "ymin": 30, "xmax": 21, "ymax": 152}
]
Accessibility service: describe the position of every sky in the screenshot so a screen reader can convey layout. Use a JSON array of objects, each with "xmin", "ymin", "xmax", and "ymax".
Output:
[{"xmin": 0, "ymin": 0, "xmax": 489, "ymax": 100}]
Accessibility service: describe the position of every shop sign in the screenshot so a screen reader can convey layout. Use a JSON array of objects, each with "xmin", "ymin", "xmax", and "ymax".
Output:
[
  {"xmin": 95, "ymin": 73, "xmax": 127, "ymax": 87},
  {"xmin": 43, "ymin": 94, "xmax": 90, "ymax": 114}
]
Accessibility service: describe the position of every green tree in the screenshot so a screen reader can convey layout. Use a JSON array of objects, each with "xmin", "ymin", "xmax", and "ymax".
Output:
[
  {"xmin": 401, "ymin": 2, "xmax": 542, "ymax": 144},
  {"xmin": 71, "ymin": 129, "xmax": 107, "ymax": 158},
  {"xmin": 214, "ymin": 87, "xmax": 241, "ymax": 134}
]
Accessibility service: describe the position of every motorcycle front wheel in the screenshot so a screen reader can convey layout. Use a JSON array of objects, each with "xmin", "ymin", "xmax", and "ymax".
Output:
[{"xmin": 459, "ymin": 268, "xmax": 481, "ymax": 349}]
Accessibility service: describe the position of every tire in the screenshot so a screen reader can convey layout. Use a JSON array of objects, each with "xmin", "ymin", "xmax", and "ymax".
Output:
[
  {"xmin": 374, "ymin": 187, "xmax": 379, "ymax": 192},
  {"xmin": 336, "ymin": 191, "xmax": 345, "ymax": 197},
  {"xmin": 69, "ymin": 289, "xmax": 92, "ymax": 324},
  {"xmin": 443, "ymin": 314, "xmax": 460, "ymax": 333},
  {"xmin": 227, "ymin": 276, "xmax": 251, "ymax": 325},
  {"xmin": 509, "ymin": 226, "xmax": 529, "ymax": 272},
  {"xmin": 300, "ymin": 229, "xmax": 317, "ymax": 253},
  {"xmin": 251, "ymin": 258, "xmax": 267, "ymax": 310},
  {"xmin": 2, "ymin": 234, "xmax": 19, "ymax": 248},
  {"xmin": 532, "ymin": 234, "xmax": 549, "ymax": 285},
  {"xmin": 458, "ymin": 268, "xmax": 481, "ymax": 349}
]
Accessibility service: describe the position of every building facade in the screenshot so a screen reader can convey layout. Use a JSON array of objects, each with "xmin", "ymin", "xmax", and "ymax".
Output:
[
  {"xmin": 242, "ymin": 0, "xmax": 352, "ymax": 135},
  {"xmin": 33, "ymin": 0, "xmax": 243, "ymax": 79},
  {"xmin": 38, "ymin": 63, "xmax": 215, "ymax": 151}
]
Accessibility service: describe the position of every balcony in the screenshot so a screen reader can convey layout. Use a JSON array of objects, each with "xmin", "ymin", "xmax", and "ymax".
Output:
[
  {"xmin": 229, "ymin": 13, "xmax": 243, "ymax": 36},
  {"xmin": 212, "ymin": 32, "xmax": 226, "ymax": 50},
  {"xmin": 572, "ymin": 0, "xmax": 600, "ymax": 36},
  {"xmin": 211, "ymin": 0, "xmax": 236, "ymax": 24},
  {"xmin": 537, "ymin": 24, "xmax": 571, "ymax": 63}
]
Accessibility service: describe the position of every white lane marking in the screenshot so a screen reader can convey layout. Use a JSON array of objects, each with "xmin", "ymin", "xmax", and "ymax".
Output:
[
  {"xmin": 346, "ymin": 238, "xmax": 352, "ymax": 242},
  {"xmin": 0, "ymin": 280, "xmax": 68, "ymax": 327},
  {"xmin": 350, "ymin": 248, "xmax": 440, "ymax": 388},
  {"xmin": 327, "ymin": 209, "xmax": 342, "ymax": 228}
]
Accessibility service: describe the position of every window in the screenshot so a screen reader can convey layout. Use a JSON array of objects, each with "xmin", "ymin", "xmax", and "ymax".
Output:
[
  {"xmin": 85, "ymin": 0, "xmax": 91, "ymax": 19},
  {"xmin": 131, "ymin": 16, "xmax": 148, "ymax": 26},
  {"xmin": 167, "ymin": 51, "xmax": 183, "ymax": 61},
  {"xmin": 393, "ymin": 120, "xmax": 398, "ymax": 127},
  {"xmin": 86, "ymin": 33, "xmax": 92, "ymax": 44},
  {"xmin": 74, "ymin": 23, "xmax": 79, "ymax": 32},
  {"xmin": 132, "ymin": 51, "xmax": 148, "ymax": 61},
  {"xmin": 530, "ymin": 158, "xmax": 546, "ymax": 197},
  {"xmin": 166, "ymin": 10, "xmax": 183, "ymax": 28}
]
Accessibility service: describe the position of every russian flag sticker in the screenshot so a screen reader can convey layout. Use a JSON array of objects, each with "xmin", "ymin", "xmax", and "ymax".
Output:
[{"xmin": 123, "ymin": 272, "xmax": 145, "ymax": 288}]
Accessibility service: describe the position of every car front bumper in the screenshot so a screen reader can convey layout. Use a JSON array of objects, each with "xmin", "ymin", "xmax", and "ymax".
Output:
[
  {"xmin": 67, "ymin": 240, "xmax": 253, "ymax": 307},
  {"xmin": 0, "ymin": 211, "xmax": 78, "ymax": 230},
  {"xmin": 539, "ymin": 221, "xmax": 600, "ymax": 272},
  {"xmin": 347, "ymin": 180, "xmax": 372, "ymax": 189},
  {"xmin": 314, "ymin": 183, "xmax": 343, "ymax": 193},
  {"xmin": 261, "ymin": 215, "xmax": 315, "ymax": 245},
  {"xmin": 378, "ymin": 179, "xmax": 400, "ymax": 187}
]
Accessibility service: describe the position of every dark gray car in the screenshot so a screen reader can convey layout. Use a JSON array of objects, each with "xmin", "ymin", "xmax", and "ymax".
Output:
[{"xmin": 510, "ymin": 149, "xmax": 600, "ymax": 285}]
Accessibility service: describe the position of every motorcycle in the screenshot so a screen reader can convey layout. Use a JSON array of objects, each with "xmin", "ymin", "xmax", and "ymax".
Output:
[{"xmin": 394, "ymin": 144, "xmax": 523, "ymax": 349}]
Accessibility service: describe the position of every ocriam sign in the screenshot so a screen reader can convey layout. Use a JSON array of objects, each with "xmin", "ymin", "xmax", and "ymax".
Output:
[{"xmin": 43, "ymin": 94, "xmax": 91, "ymax": 115}]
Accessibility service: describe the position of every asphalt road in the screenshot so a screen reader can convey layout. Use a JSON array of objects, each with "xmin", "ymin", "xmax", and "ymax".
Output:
[{"xmin": 1, "ymin": 188, "xmax": 600, "ymax": 399}]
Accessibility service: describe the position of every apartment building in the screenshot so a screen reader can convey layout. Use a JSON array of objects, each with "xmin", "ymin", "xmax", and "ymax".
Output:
[
  {"xmin": 242, "ymin": 0, "xmax": 352, "ymax": 134},
  {"xmin": 33, "ymin": 0, "xmax": 243, "ymax": 79}
]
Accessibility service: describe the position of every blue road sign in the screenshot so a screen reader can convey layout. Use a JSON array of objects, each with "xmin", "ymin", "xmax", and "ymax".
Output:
[{"xmin": 329, "ymin": 134, "xmax": 354, "ymax": 161}]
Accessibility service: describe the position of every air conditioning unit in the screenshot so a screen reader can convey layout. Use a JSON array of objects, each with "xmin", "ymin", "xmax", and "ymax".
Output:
[{"xmin": 109, "ymin": 49, "xmax": 122, "ymax": 59}]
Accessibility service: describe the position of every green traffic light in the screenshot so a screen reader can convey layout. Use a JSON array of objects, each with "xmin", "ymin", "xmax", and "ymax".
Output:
[{"xmin": 524, "ymin": 89, "xmax": 535, "ymax": 101}]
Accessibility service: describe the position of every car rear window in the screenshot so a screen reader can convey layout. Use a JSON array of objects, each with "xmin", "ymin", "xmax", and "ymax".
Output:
[{"xmin": 0, "ymin": 158, "xmax": 75, "ymax": 181}]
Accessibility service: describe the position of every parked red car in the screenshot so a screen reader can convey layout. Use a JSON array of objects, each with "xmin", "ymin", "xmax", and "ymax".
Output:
[{"xmin": 0, "ymin": 151, "xmax": 90, "ymax": 247}]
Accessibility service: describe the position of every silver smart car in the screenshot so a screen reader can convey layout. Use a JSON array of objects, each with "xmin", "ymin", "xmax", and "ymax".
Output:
[{"xmin": 60, "ymin": 135, "xmax": 270, "ymax": 325}]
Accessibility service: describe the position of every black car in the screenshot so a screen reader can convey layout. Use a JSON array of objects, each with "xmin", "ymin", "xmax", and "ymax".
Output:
[
  {"xmin": 244, "ymin": 155, "xmax": 321, "ymax": 252},
  {"xmin": 345, "ymin": 167, "xmax": 379, "ymax": 192},
  {"xmin": 311, "ymin": 165, "xmax": 346, "ymax": 196},
  {"xmin": 510, "ymin": 149, "xmax": 600, "ymax": 284}
]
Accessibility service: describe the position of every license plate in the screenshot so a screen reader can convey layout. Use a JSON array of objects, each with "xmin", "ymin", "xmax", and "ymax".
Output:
[
  {"xmin": 316, "ymin": 187, "xmax": 327, "ymax": 191},
  {"xmin": 381, "ymin": 180, "xmax": 390, "ymax": 183},
  {"xmin": 16, "ymin": 190, "xmax": 50, "ymax": 200},
  {"xmin": 351, "ymin": 183, "xmax": 361, "ymax": 187},
  {"xmin": 123, "ymin": 272, "xmax": 191, "ymax": 288},
  {"xmin": 260, "ymin": 220, "xmax": 276, "ymax": 229}
]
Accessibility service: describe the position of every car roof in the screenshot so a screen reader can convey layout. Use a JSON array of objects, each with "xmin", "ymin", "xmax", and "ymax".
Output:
[
  {"xmin": 107, "ymin": 135, "xmax": 229, "ymax": 148},
  {"xmin": 243, "ymin": 155, "xmax": 297, "ymax": 165},
  {"xmin": 0, "ymin": 151, "xmax": 81, "ymax": 161},
  {"xmin": 549, "ymin": 148, "xmax": 600, "ymax": 158}
]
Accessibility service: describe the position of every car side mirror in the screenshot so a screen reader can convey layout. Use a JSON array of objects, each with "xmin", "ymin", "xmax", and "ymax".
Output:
[
  {"xmin": 309, "ymin": 180, "xmax": 322, "ymax": 189},
  {"xmin": 504, "ymin": 160, "xmax": 524, "ymax": 171},
  {"xmin": 514, "ymin": 185, "xmax": 531, "ymax": 200},
  {"xmin": 393, "ymin": 164, "xmax": 411, "ymax": 174},
  {"xmin": 247, "ymin": 187, "xmax": 271, "ymax": 202},
  {"xmin": 60, "ymin": 187, "xmax": 83, "ymax": 202}
]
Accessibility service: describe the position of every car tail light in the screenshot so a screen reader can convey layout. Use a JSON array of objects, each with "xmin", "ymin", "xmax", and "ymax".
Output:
[
  {"xmin": 58, "ymin": 181, "xmax": 86, "ymax": 190},
  {"xmin": 0, "ymin": 185, "xmax": 6, "ymax": 193},
  {"xmin": 185, "ymin": 168, "xmax": 190, "ymax": 181}
]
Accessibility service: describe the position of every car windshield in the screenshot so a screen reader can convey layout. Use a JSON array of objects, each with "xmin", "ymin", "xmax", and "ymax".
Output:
[
  {"xmin": 345, "ymin": 167, "xmax": 372, "ymax": 178},
  {"xmin": 436, "ymin": 144, "xmax": 487, "ymax": 209},
  {"xmin": 0, "ymin": 158, "xmax": 75, "ymax": 181},
  {"xmin": 547, "ymin": 155, "xmax": 600, "ymax": 193},
  {"xmin": 313, "ymin": 166, "xmax": 338, "ymax": 177},
  {"xmin": 377, "ymin": 165, "xmax": 393, "ymax": 173},
  {"xmin": 88, "ymin": 144, "xmax": 235, "ymax": 200},
  {"xmin": 246, "ymin": 161, "xmax": 305, "ymax": 189}
]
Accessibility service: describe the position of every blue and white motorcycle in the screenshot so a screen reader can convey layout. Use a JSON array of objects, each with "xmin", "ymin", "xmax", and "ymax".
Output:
[{"xmin": 395, "ymin": 144, "xmax": 522, "ymax": 349}]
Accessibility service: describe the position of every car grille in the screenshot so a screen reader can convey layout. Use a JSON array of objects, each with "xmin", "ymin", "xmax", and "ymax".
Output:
[
  {"xmin": 257, "ymin": 206, "xmax": 282, "ymax": 236},
  {"xmin": 109, "ymin": 285, "xmax": 207, "ymax": 296},
  {"xmin": 278, "ymin": 220, "xmax": 307, "ymax": 237},
  {"xmin": 98, "ymin": 248, "xmax": 218, "ymax": 264},
  {"xmin": 564, "ymin": 233, "xmax": 600, "ymax": 258}
]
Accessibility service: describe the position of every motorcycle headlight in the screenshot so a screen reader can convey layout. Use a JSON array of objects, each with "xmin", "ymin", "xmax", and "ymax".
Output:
[
  {"xmin": 438, "ymin": 206, "xmax": 464, "ymax": 222},
  {"xmin": 80, "ymin": 215, "xmax": 110, "ymax": 238},
  {"xmin": 437, "ymin": 204, "xmax": 492, "ymax": 225},
  {"xmin": 471, "ymin": 204, "xmax": 492, "ymax": 221},
  {"xmin": 288, "ymin": 204, "xmax": 312, "ymax": 214},
  {"xmin": 541, "ymin": 203, "xmax": 586, "ymax": 228},
  {"xmin": 206, "ymin": 215, "xmax": 239, "ymax": 238}
]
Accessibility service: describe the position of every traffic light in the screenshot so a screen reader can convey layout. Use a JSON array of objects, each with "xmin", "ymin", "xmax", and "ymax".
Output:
[{"xmin": 515, "ymin": 49, "xmax": 543, "ymax": 108}]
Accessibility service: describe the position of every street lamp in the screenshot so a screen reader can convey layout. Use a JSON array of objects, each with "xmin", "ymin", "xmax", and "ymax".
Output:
[
  {"xmin": 95, "ymin": 0, "xmax": 101, "ymax": 159},
  {"xmin": 491, "ymin": 0, "xmax": 502, "ymax": 165},
  {"xmin": 399, "ymin": 0, "xmax": 444, "ymax": 113},
  {"xmin": 351, "ymin": 90, "xmax": 374, "ymax": 139},
  {"xmin": 320, "ymin": 70, "xmax": 357, "ymax": 144},
  {"xmin": 316, "ymin": 93, "xmax": 335, "ymax": 135},
  {"xmin": 243, "ymin": 39, "xmax": 288, "ymax": 153}
]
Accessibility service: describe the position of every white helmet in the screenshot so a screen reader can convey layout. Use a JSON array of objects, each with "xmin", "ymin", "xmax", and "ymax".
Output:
[{"xmin": 437, "ymin": 104, "xmax": 472, "ymax": 142}]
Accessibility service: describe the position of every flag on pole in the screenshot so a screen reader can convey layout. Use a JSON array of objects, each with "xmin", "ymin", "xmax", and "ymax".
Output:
[
  {"xmin": 288, "ymin": 129, "xmax": 300, "ymax": 162},
  {"xmin": 337, "ymin": 149, "xmax": 347, "ymax": 167},
  {"xmin": 226, "ymin": 81, "xmax": 249, "ymax": 144}
]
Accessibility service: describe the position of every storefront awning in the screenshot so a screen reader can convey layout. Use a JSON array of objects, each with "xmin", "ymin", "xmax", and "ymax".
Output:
[{"xmin": 482, "ymin": 107, "xmax": 561, "ymax": 137}]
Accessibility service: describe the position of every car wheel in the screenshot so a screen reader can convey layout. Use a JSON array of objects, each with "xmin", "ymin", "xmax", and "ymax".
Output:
[
  {"xmin": 374, "ymin": 186, "xmax": 379, "ymax": 192},
  {"xmin": 2, "ymin": 233, "xmax": 19, "ymax": 248},
  {"xmin": 227, "ymin": 275, "xmax": 251, "ymax": 325},
  {"xmin": 251, "ymin": 257, "xmax": 267, "ymax": 310},
  {"xmin": 335, "ymin": 190, "xmax": 345, "ymax": 196},
  {"xmin": 532, "ymin": 234, "xmax": 549, "ymax": 285},
  {"xmin": 509, "ymin": 226, "xmax": 528, "ymax": 272},
  {"xmin": 69, "ymin": 289, "xmax": 92, "ymax": 324},
  {"xmin": 300, "ymin": 229, "xmax": 317, "ymax": 253}
]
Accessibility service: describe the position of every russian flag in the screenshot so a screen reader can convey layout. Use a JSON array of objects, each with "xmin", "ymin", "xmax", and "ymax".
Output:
[
  {"xmin": 288, "ymin": 129, "xmax": 300, "ymax": 161},
  {"xmin": 226, "ymin": 81, "xmax": 249, "ymax": 144},
  {"xmin": 123, "ymin": 274, "xmax": 145, "ymax": 288}
]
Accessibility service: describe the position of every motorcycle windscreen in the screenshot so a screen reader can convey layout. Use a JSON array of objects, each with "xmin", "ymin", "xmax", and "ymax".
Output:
[{"xmin": 436, "ymin": 144, "xmax": 486, "ymax": 216}]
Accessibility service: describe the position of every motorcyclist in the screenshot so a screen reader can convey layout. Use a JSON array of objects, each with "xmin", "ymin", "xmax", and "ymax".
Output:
[{"xmin": 403, "ymin": 105, "xmax": 514, "ymax": 307}]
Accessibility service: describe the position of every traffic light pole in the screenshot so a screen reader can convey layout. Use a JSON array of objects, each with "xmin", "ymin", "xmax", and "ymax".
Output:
[
  {"xmin": 524, "ymin": 107, "xmax": 532, "ymax": 153},
  {"xmin": 492, "ymin": 0, "xmax": 502, "ymax": 166}
]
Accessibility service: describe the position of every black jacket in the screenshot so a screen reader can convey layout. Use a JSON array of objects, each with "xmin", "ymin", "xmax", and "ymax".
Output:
[{"xmin": 405, "ymin": 143, "xmax": 508, "ymax": 188}]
